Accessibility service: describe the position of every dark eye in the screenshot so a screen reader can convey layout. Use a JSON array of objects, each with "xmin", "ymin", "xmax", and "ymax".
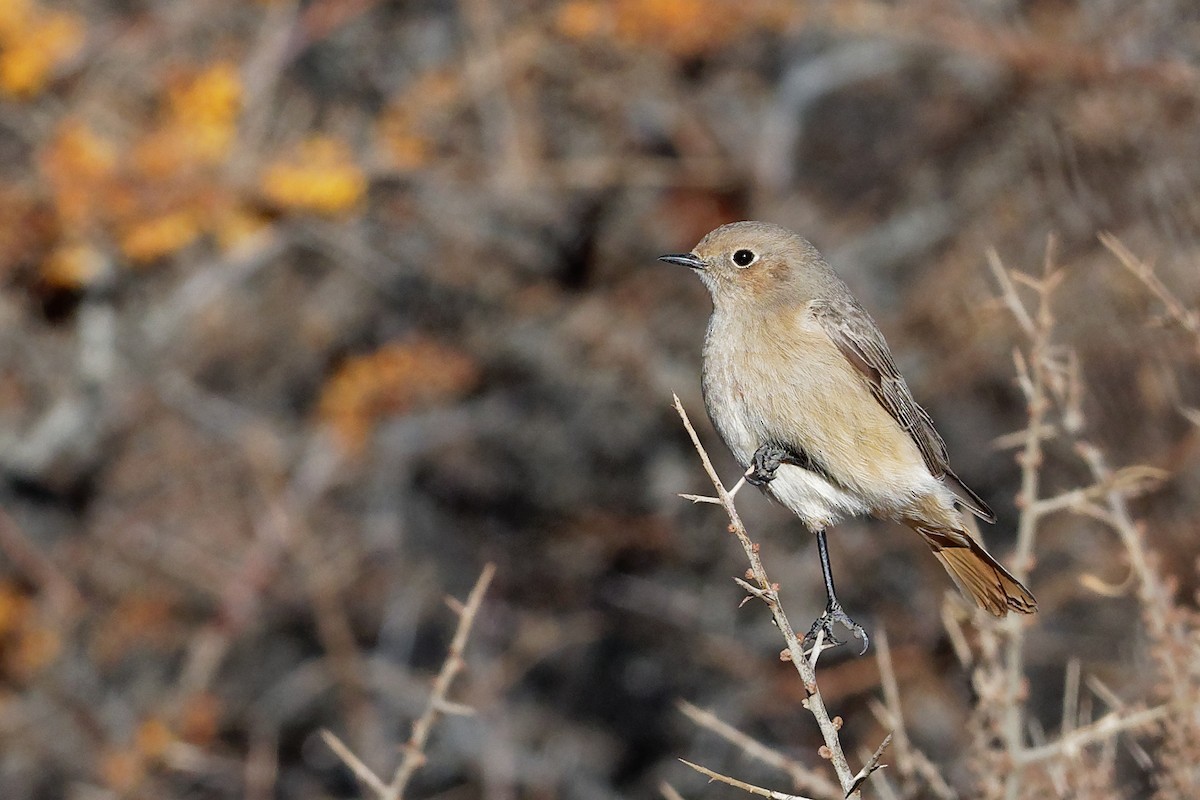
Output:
[{"xmin": 732, "ymin": 249, "xmax": 756, "ymax": 267}]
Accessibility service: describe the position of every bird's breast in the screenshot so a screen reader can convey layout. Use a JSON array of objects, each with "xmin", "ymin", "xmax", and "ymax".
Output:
[{"xmin": 700, "ymin": 307, "xmax": 937, "ymax": 515}]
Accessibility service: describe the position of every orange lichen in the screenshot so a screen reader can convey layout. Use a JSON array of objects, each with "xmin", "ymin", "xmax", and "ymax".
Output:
[
  {"xmin": 318, "ymin": 338, "xmax": 480, "ymax": 452},
  {"xmin": 0, "ymin": 6, "xmax": 84, "ymax": 97},
  {"xmin": 556, "ymin": 0, "xmax": 789, "ymax": 58},
  {"xmin": 39, "ymin": 120, "xmax": 118, "ymax": 230},
  {"xmin": 164, "ymin": 62, "xmax": 243, "ymax": 164},
  {"xmin": 555, "ymin": 1, "xmax": 611, "ymax": 40},
  {"xmin": 179, "ymin": 692, "xmax": 222, "ymax": 745},
  {"xmin": 376, "ymin": 111, "xmax": 434, "ymax": 171},
  {"xmin": 42, "ymin": 243, "xmax": 106, "ymax": 288},
  {"xmin": 261, "ymin": 136, "xmax": 367, "ymax": 215},
  {"xmin": 0, "ymin": 583, "xmax": 62, "ymax": 681},
  {"xmin": 119, "ymin": 209, "xmax": 203, "ymax": 264},
  {"xmin": 135, "ymin": 718, "xmax": 174, "ymax": 762}
]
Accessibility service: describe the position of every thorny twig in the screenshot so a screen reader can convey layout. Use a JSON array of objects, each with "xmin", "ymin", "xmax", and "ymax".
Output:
[
  {"xmin": 1100, "ymin": 232, "xmax": 1200, "ymax": 351},
  {"xmin": 1013, "ymin": 704, "xmax": 1170, "ymax": 765},
  {"xmin": 989, "ymin": 241, "xmax": 1059, "ymax": 800},
  {"xmin": 678, "ymin": 701, "xmax": 843, "ymax": 800},
  {"xmin": 868, "ymin": 630, "xmax": 957, "ymax": 799},
  {"xmin": 846, "ymin": 735, "xmax": 893, "ymax": 797},
  {"xmin": 680, "ymin": 759, "xmax": 817, "ymax": 800},
  {"xmin": 982, "ymin": 241, "xmax": 1184, "ymax": 795},
  {"xmin": 673, "ymin": 396, "xmax": 889, "ymax": 798},
  {"xmin": 323, "ymin": 563, "xmax": 495, "ymax": 800}
]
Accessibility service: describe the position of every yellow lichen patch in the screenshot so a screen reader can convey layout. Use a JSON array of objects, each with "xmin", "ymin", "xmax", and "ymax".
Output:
[
  {"xmin": 260, "ymin": 136, "xmax": 367, "ymax": 216},
  {"xmin": 38, "ymin": 120, "xmax": 118, "ymax": 229},
  {"xmin": 119, "ymin": 209, "xmax": 202, "ymax": 264},
  {"xmin": 213, "ymin": 204, "xmax": 271, "ymax": 252},
  {"xmin": 0, "ymin": 0, "xmax": 34, "ymax": 41},
  {"xmin": 130, "ymin": 62, "xmax": 243, "ymax": 176},
  {"xmin": 165, "ymin": 62, "xmax": 243, "ymax": 164},
  {"xmin": 318, "ymin": 339, "xmax": 480, "ymax": 452},
  {"xmin": 0, "ymin": 8, "xmax": 85, "ymax": 97},
  {"xmin": 42, "ymin": 242, "xmax": 106, "ymax": 288}
]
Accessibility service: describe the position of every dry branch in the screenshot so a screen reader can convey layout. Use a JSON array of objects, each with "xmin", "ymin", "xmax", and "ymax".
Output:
[
  {"xmin": 680, "ymin": 759, "xmax": 817, "ymax": 800},
  {"xmin": 1100, "ymin": 232, "xmax": 1200, "ymax": 349},
  {"xmin": 974, "ymin": 242, "xmax": 1191, "ymax": 798},
  {"xmin": 1014, "ymin": 704, "xmax": 1170, "ymax": 765},
  {"xmin": 673, "ymin": 395, "xmax": 889, "ymax": 798},
  {"xmin": 323, "ymin": 562, "xmax": 495, "ymax": 800},
  {"xmin": 677, "ymin": 701, "xmax": 843, "ymax": 800},
  {"xmin": 988, "ymin": 243, "xmax": 1060, "ymax": 800}
]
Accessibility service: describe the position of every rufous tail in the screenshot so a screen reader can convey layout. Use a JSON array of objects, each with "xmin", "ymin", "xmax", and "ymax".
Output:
[{"xmin": 912, "ymin": 525, "xmax": 1037, "ymax": 616}]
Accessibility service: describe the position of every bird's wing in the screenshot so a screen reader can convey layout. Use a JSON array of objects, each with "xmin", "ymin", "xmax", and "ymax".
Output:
[{"xmin": 810, "ymin": 298, "xmax": 996, "ymax": 523}]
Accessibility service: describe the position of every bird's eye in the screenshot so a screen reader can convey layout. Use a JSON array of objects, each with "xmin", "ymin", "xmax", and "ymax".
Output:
[{"xmin": 732, "ymin": 249, "xmax": 757, "ymax": 268}]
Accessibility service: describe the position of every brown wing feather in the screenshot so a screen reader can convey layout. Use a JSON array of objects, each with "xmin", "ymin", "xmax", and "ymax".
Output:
[
  {"xmin": 811, "ymin": 298, "xmax": 997, "ymax": 523},
  {"xmin": 913, "ymin": 524, "xmax": 1038, "ymax": 615}
]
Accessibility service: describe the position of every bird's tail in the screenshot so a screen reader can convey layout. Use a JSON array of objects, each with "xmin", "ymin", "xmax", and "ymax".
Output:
[{"xmin": 910, "ymin": 523, "xmax": 1037, "ymax": 616}]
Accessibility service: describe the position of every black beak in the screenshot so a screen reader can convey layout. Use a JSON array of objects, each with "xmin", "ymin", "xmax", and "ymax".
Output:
[{"xmin": 658, "ymin": 253, "xmax": 706, "ymax": 270}]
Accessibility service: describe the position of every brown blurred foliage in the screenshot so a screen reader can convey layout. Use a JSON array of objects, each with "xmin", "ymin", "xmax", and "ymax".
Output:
[{"xmin": 0, "ymin": 1, "xmax": 1199, "ymax": 798}]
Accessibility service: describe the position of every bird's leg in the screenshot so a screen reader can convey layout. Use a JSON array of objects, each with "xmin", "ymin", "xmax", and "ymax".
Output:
[
  {"xmin": 804, "ymin": 530, "xmax": 870, "ymax": 655},
  {"xmin": 746, "ymin": 442, "xmax": 796, "ymax": 486}
]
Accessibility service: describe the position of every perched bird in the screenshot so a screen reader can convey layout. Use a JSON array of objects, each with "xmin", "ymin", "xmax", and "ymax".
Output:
[{"xmin": 661, "ymin": 221, "xmax": 1036, "ymax": 652}]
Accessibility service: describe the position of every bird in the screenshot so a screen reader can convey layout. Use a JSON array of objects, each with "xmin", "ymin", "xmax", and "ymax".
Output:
[{"xmin": 660, "ymin": 221, "xmax": 1036, "ymax": 653}]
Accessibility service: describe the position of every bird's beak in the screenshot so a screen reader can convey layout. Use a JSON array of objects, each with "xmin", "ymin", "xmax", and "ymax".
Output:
[{"xmin": 658, "ymin": 253, "xmax": 706, "ymax": 270}]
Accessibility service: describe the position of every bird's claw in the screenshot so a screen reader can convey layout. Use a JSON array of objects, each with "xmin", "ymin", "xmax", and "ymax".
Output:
[
  {"xmin": 804, "ymin": 602, "xmax": 869, "ymax": 656},
  {"xmin": 747, "ymin": 443, "xmax": 791, "ymax": 486}
]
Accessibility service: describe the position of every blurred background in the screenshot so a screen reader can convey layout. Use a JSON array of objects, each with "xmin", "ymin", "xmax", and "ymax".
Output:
[{"xmin": 1, "ymin": 1, "xmax": 1199, "ymax": 798}]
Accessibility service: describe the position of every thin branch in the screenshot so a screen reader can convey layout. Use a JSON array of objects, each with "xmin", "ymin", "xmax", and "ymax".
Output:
[
  {"xmin": 991, "ymin": 242, "xmax": 1060, "ymax": 800},
  {"xmin": 387, "ymin": 562, "xmax": 495, "ymax": 800},
  {"xmin": 1025, "ymin": 465, "xmax": 1167, "ymax": 518},
  {"xmin": 986, "ymin": 248, "xmax": 1035, "ymax": 336},
  {"xmin": 673, "ymin": 395, "xmax": 885, "ymax": 798},
  {"xmin": 867, "ymin": 699, "xmax": 957, "ymax": 800},
  {"xmin": 678, "ymin": 701, "xmax": 843, "ymax": 800},
  {"xmin": 872, "ymin": 631, "xmax": 908, "ymax": 778},
  {"xmin": 846, "ymin": 734, "xmax": 892, "ymax": 797},
  {"xmin": 321, "ymin": 729, "xmax": 389, "ymax": 797},
  {"xmin": 1075, "ymin": 443, "xmax": 1193, "ymax": 708},
  {"xmin": 1100, "ymin": 232, "xmax": 1200, "ymax": 349},
  {"xmin": 322, "ymin": 563, "xmax": 495, "ymax": 800},
  {"xmin": 1014, "ymin": 704, "xmax": 1170, "ymax": 765},
  {"xmin": 680, "ymin": 759, "xmax": 817, "ymax": 800}
]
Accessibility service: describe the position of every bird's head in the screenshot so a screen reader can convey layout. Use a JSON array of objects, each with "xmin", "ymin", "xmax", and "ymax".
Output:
[{"xmin": 658, "ymin": 221, "xmax": 828, "ymax": 307}]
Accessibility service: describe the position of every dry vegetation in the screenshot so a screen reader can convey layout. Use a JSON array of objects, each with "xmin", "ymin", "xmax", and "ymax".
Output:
[{"xmin": 1, "ymin": 1, "xmax": 1199, "ymax": 798}]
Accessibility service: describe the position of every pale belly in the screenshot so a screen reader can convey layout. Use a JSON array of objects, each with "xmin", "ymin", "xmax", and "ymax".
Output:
[
  {"xmin": 702, "ymin": 314, "xmax": 930, "ymax": 530},
  {"xmin": 764, "ymin": 464, "xmax": 871, "ymax": 531},
  {"xmin": 703, "ymin": 358, "xmax": 873, "ymax": 529}
]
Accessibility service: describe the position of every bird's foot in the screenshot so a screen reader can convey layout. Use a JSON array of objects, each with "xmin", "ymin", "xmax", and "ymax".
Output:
[
  {"xmin": 746, "ymin": 443, "xmax": 792, "ymax": 486},
  {"xmin": 803, "ymin": 602, "xmax": 869, "ymax": 655}
]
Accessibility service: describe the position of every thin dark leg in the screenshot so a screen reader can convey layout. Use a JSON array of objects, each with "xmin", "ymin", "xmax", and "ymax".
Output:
[
  {"xmin": 805, "ymin": 530, "xmax": 870, "ymax": 654},
  {"xmin": 816, "ymin": 530, "xmax": 838, "ymax": 603}
]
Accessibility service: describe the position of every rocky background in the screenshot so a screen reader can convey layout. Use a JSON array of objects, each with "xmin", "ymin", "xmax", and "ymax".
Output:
[{"xmin": 1, "ymin": 1, "xmax": 1199, "ymax": 798}]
